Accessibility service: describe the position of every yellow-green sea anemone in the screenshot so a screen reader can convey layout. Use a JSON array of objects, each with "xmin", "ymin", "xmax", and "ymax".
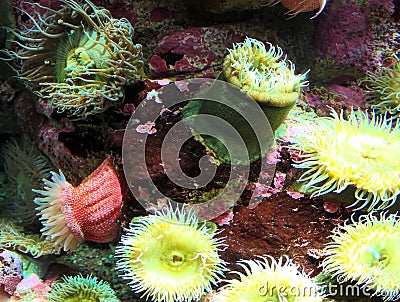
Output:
[
  {"xmin": 322, "ymin": 212, "xmax": 400, "ymax": 301},
  {"xmin": 362, "ymin": 54, "xmax": 400, "ymax": 118},
  {"xmin": 115, "ymin": 205, "xmax": 226, "ymax": 302},
  {"xmin": 3, "ymin": 0, "xmax": 143, "ymax": 119},
  {"xmin": 291, "ymin": 108, "xmax": 400, "ymax": 211},
  {"xmin": 47, "ymin": 274, "xmax": 120, "ymax": 302},
  {"xmin": 221, "ymin": 37, "xmax": 308, "ymax": 133},
  {"xmin": 211, "ymin": 255, "xmax": 323, "ymax": 302},
  {"xmin": 223, "ymin": 37, "xmax": 308, "ymax": 106}
]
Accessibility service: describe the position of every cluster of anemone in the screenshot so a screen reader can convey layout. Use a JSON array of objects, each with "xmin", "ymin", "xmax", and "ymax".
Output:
[
  {"xmin": 115, "ymin": 204, "xmax": 226, "ymax": 302},
  {"xmin": 47, "ymin": 274, "xmax": 120, "ymax": 301},
  {"xmin": 362, "ymin": 54, "xmax": 400, "ymax": 119},
  {"xmin": 3, "ymin": 0, "xmax": 143, "ymax": 119},
  {"xmin": 211, "ymin": 255, "xmax": 323, "ymax": 302},
  {"xmin": 291, "ymin": 108, "xmax": 400, "ymax": 212},
  {"xmin": 223, "ymin": 37, "xmax": 308, "ymax": 106},
  {"xmin": 322, "ymin": 212, "xmax": 400, "ymax": 301}
]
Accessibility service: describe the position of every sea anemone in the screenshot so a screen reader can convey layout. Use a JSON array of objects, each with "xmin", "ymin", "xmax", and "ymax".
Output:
[
  {"xmin": 34, "ymin": 158, "xmax": 122, "ymax": 251},
  {"xmin": 222, "ymin": 37, "xmax": 308, "ymax": 133},
  {"xmin": 115, "ymin": 204, "xmax": 226, "ymax": 302},
  {"xmin": 183, "ymin": 38, "xmax": 302, "ymax": 164},
  {"xmin": 223, "ymin": 37, "xmax": 308, "ymax": 107},
  {"xmin": 322, "ymin": 212, "xmax": 400, "ymax": 301},
  {"xmin": 3, "ymin": 0, "xmax": 143, "ymax": 119},
  {"xmin": 211, "ymin": 255, "xmax": 323, "ymax": 302},
  {"xmin": 3, "ymin": 138, "xmax": 51, "ymax": 227},
  {"xmin": 268, "ymin": 0, "xmax": 327, "ymax": 18},
  {"xmin": 362, "ymin": 54, "xmax": 400, "ymax": 119},
  {"xmin": 291, "ymin": 108, "xmax": 400, "ymax": 211},
  {"xmin": 47, "ymin": 274, "xmax": 120, "ymax": 302}
]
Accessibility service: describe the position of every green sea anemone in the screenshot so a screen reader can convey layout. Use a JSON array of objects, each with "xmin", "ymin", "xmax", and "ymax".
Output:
[
  {"xmin": 322, "ymin": 212, "xmax": 400, "ymax": 301},
  {"xmin": 211, "ymin": 255, "xmax": 323, "ymax": 302},
  {"xmin": 3, "ymin": 138, "xmax": 51, "ymax": 226},
  {"xmin": 183, "ymin": 38, "xmax": 306, "ymax": 165},
  {"xmin": 223, "ymin": 37, "xmax": 308, "ymax": 105},
  {"xmin": 115, "ymin": 205, "xmax": 226, "ymax": 302},
  {"xmin": 291, "ymin": 108, "xmax": 400, "ymax": 211},
  {"xmin": 3, "ymin": 0, "xmax": 143, "ymax": 119},
  {"xmin": 222, "ymin": 37, "xmax": 308, "ymax": 132},
  {"xmin": 47, "ymin": 274, "xmax": 120, "ymax": 302},
  {"xmin": 362, "ymin": 54, "xmax": 400, "ymax": 118}
]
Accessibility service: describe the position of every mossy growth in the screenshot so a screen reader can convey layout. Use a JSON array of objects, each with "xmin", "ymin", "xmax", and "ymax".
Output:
[{"xmin": 310, "ymin": 57, "xmax": 363, "ymax": 86}]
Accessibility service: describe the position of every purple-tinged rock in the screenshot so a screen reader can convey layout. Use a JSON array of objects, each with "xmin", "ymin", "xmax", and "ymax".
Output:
[
  {"xmin": 150, "ymin": 26, "xmax": 244, "ymax": 76},
  {"xmin": 314, "ymin": 0, "xmax": 395, "ymax": 71},
  {"xmin": 0, "ymin": 249, "xmax": 23, "ymax": 296},
  {"xmin": 150, "ymin": 7, "xmax": 174, "ymax": 22},
  {"xmin": 305, "ymin": 84, "xmax": 366, "ymax": 117}
]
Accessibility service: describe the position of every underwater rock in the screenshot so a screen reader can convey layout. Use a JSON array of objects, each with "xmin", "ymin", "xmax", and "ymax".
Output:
[
  {"xmin": 189, "ymin": 0, "xmax": 265, "ymax": 14},
  {"xmin": 220, "ymin": 192, "xmax": 350, "ymax": 275},
  {"xmin": 13, "ymin": 94, "xmax": 105, "ymax": 184},
  {"xmin": 150, "ymin": 7, "xmax": 174, "ymax": 22},
  {"xmin": 0, "ymin": 249, "xmax": 23, "ymax": 296},
  {"xmin": 305, "ymin": 84, "xmax": 366, "ymax": 116},
  {"xmin": 150, "ymin": 26, "xmax": 244, "ymax": 76},
  {"xmin": 314, "ymin": 0, "xmax": 395, "ymax": 71},
  {"xmin": 12, "ymin": 273, "xmax": 53, "ymax": 301}
]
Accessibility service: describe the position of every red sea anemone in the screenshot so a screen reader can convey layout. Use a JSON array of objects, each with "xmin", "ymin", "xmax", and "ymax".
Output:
[
  {"xmin": 269, "ymin": 0, "xmax": 327, "ymax": 18},
  {"xmin": 34, "ymin": 158, "xmax": 122, "ymax": 251}
]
